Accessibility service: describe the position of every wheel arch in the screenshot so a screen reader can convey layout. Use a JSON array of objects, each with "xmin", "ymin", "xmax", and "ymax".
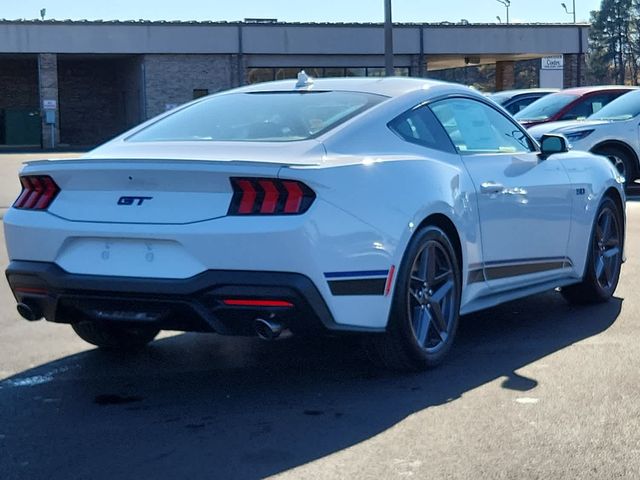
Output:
[
  {"xmin": 578, "ymin": 187, "xmax": 626, "ymax": 279},
  {"xmin": 591, "ymin": 140, "xmax": 639, "ymax": 177},
  {"xmin": 604, "ymin": 186, "xmax": 626, "ymax": 251},
  {"xmin": 565, "ymin": 186, "xmax": 626, "ymax": 302},
  {"xmin": 416, "ymin": 213, "xmax": 463, "ymax": 276}
]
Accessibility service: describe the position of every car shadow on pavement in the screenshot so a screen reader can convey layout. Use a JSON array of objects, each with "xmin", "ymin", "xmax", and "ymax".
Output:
[{"xmin": 0, "ymin": 291, "xmax": 622, "ymax": 480}]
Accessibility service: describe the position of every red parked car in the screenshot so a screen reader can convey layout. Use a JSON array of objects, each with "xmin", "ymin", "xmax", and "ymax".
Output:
[{"xmin": 514, "ymin": 85, "xmax": 637, "ymax": 128}]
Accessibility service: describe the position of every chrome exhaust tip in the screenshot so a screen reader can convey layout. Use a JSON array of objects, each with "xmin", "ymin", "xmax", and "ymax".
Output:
[
  {"xmin": 254, "ymin": 317, "xmax": 283, "ymax": 341},
  {"xmin": 17, "ymin": 302, "xmax": 43, "ymax": 322}
]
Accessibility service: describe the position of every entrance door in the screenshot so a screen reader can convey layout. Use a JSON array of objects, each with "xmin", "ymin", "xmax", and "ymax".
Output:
[{"xmin": 4, "ymin": 108, "xmax": 41, "ymax": 146}]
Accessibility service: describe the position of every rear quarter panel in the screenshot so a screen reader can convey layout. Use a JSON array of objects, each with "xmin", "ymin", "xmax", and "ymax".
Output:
[{"xmin": 282, "ymin": 122, "xmax": 484, "ymax": 310}]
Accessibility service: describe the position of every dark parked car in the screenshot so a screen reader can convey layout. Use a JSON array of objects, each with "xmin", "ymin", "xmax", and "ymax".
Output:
[
  {"xmin": 488, "ymin": 88, "xmax": 558, "ymax": 115},
  {"xmin": 514, "ymin": 86, "xmax": 637, "ymax": 128}
]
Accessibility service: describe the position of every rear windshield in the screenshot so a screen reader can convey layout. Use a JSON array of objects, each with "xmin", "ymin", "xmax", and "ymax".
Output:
[
  {"xmin": 128, "ymin": 91, "xmax": 386, "ymax": 143},
  {"xmin": 590, "ymin": 90, "xmax": 640, "ymax": 121},
  {"xmin": 514, "ymin": 93, "xmax": 579, "ymax": 122}
]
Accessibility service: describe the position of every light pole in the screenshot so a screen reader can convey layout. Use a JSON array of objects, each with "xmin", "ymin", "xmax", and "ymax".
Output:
[
  {"xmin": 561, "ymin": 1, "xmax": 576, "ymax": 23},
  {"xmin": 496, "ymin": 0, "xmax": 510, "ymax": 25},
  {"xmin": 384, "ymin": 0, "xmax": 394, "ymax": 76}
]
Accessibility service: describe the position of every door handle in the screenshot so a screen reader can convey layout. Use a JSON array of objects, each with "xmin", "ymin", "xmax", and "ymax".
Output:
[{"xmin": 480, "ymin": 182, "xmax": 505, "ymax": 194}]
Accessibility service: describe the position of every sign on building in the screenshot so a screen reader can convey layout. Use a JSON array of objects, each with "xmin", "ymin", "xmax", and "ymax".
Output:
[
  {"xmin": 540, "ymin": 55, "xmax": 564, "ymax": 88},
  {"xmin": 541, "ymin": 56, "xmax": 564, "ymax": 70}
]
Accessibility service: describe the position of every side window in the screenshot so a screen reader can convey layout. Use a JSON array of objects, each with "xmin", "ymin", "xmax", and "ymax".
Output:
[
  {"xmin": 430, "ymin": 98, "xmax": 535, "ymax": 155},
  {"xmin": 388, "ymin": 105, "xmax": 455, "ymax": 153},
  {"xmin": 561, "ymin": 93, "xmax": 617, "ymax": 120},
  {"xmin": 506, "ymin": 97, "xmax": 536, "ymax": 115}
]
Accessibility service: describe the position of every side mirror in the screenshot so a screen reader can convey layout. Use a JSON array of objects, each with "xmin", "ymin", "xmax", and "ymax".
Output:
[{"xmin": 539, "ymin": 134, "xmax": 569, "ymax": 160}]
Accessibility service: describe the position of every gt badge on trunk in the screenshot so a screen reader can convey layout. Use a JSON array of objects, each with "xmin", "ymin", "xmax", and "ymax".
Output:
[{"xmin": 118, "ymin": 196, "xmax": 153, "ymax": 206}]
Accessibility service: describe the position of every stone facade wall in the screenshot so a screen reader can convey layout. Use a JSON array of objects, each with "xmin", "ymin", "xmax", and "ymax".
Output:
[
  {"xmin": 0, "ymin": 57, "xmax": 39, "ymax": 110},
  {"xmin": 120, "ymin": 56, "xmax": 143, "ymax": 129},
  {"xmin": 38, "ymin": 53, "xmax": 60, "ymax": 148},
  {"xmin": 563, "ymin": 54, "xmax": 587, "ymax": 88},
  {"xmin": 495, "ymin": 61, "xmax": 515, "ymax": 91},
  {"xmin": 143, "ymin": 55, "xmax": 236, "ymax": 119},
  {"xmin": 58, "ymin": 57, "xmax": 142, "ymax": 146},
  {"xmin": 410, "ymin": 55, "xmax": 425, "ymax": 78}
]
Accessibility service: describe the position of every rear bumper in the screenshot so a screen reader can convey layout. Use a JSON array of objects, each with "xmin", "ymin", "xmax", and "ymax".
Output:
[{"xmin": 6, "ymin": 261, "xmax": 377, "ymax": 335}]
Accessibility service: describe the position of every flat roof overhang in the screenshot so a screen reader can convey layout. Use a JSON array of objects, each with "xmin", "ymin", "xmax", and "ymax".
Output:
[{"xmin": 0, "ymin": 21, "xmax": 589, "ymax": 56}]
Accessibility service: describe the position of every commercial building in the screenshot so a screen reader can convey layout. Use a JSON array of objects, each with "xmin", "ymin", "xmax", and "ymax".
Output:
[{"xmin": 0, "ymin": 19, "xmax": 588, "ymax": 149}]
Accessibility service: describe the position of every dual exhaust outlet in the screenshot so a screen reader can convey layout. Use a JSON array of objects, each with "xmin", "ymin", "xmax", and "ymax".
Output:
[
  {"xmin": 17, "ymin": 302, "xmax": 43, "ymax": 322},
  {"xmin": 17, "ymin": 302, "xmax": 286, "ymax": 341},
  {"xmin": 254, "ymin": 317, "xmax": 284, "ymax": 341}
]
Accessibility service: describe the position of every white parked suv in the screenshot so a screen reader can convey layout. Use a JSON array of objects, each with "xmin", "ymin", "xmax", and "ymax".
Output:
[{"xmin": 528, "ymin": 89, "xmax": 640, "ymax": 189}]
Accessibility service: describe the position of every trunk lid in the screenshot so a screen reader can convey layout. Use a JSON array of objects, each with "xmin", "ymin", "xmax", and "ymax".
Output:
[{"xmin": 22, "ymin": 142, "xmax": 321, "ymax": 224}]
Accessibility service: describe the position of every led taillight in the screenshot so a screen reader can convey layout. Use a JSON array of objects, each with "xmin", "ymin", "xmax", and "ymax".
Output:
[
  {"xmin": 229, "ymin": 178, "xmax": 315, "ymax": 215},
  {"xmin": 13, "ymin": 175, "xmax": 60, "ymax": 210}
]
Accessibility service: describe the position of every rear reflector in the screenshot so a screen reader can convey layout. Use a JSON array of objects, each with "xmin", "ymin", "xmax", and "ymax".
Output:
[
  {"xmin": 13, "ymin": 175, "xmax": 60, "ymax": 210},
  {"xmin": 229, "ymin": 177, "xmax": 315, "ymax": 215},
  {"xmin": 384, "ymin": 265, "xmax": 396, "ymax": 296},
  {"xmin": 222, "ymin": 299, "xmax": 294, "ymax": 308},
  {"xmin": 14, "ymin": 287, "xmax": 49, "ymax": 295}
]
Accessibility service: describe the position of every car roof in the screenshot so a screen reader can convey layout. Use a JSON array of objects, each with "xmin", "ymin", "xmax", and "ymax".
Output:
[
  {"xmin": 560, "ymin": 85, "xmax": 637, "ymax": 95},
  {"xmin": 492, "ymin": 88, "xmax": 559, "ymax": 97},
  {"xmin": 233, "ymin": 76, "xmax": 463, "ymax": 98}
]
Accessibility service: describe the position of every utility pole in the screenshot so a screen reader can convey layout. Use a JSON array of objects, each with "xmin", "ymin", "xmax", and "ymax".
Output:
[
  {"xmin": 561, "ymin": 1, "xmax": 576, "ymax": 23},
  {"xmin": 496, "ymin": 0, "xmax": 510, "ymax": 25},
  {"xmin": 384, "ymin": 0, "xmax": 394, "ymax": 76}
]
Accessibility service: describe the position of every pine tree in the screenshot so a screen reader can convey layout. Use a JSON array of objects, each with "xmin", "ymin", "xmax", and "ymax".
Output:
[
  {"xmin": 629, "ymin": 0, "xmax": 640, "ymax": 83},
  {"xmin": 587, "ymin": 0, "xmax": 633, "ymax": 84},
  {"xmin": 588, "ymin": 9, "xmax": 614, "ymax": 83}
]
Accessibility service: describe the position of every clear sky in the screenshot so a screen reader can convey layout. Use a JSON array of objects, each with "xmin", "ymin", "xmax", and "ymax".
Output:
[{"xmin": 0, "ymin": 0, "xmax": 602, "ymax": 24}]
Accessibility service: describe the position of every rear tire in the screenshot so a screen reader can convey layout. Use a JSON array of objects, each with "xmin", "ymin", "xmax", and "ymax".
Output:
[
  {"xmin": 561, "ymin": 196, "xmax": 623, "ymax": 305},
  {"xmin": 367, "ymin": 225, "xmax": 461, "ymax": 371},
  {"xmin": 71, "ymin": 321, "xmax": 160, "ymax": 350}
]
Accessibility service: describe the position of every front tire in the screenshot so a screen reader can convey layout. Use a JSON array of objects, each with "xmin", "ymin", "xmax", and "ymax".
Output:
[
  {"xmin": 592, "ymin": 145, "xmax": 637, "ymax": 190},
  {"xmin": 561, "ymin": 196, "xmax": 623, "ymax": 305},
  {"xmin": 72, "ymin": 321, "xmax": 160, "ymax": 350},
  {"xmin": 368, "ymin": 226, "xmax": 461, "ymax": 371}
]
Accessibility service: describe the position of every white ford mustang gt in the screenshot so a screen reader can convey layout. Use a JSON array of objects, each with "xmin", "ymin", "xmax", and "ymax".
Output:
[
  {"xmin": 4, "ymin": 76, "xmax": 626, "ymax": 370},
  {"xmin": 528, "ymin": 88, "xmax": 640, "ymax": 190}
]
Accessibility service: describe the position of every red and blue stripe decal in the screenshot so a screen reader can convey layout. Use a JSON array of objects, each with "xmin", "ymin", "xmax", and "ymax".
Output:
[{"xmin": 324, "ymin": 268, "xmax": 395, "ymax": 296}]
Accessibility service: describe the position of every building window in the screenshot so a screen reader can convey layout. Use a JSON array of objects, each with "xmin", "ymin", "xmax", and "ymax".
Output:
[
  {"xmin": 193, "ymin": 89, "xmax": 209, "ymax": 99},
  {"xmin": 245, "ymin": 66, "xmax": 411, "ymax": 84},
  {"xmin": 324, "ymin": 68, "xmax": 346, "ymax": 77},
  {"xmin": 366, "ymin": 67, "xmax": 410, "ymax": 77},
  {"xmin": 366, "ymin": 67, "xmax": 386, "ymax": 77},
  {"xmin": 346, "ymin": 67, "xmax": 366, "ymax": 77},
  {"xmin": 275, "ymin": 68, "xmax": 303, "ymax": 80},
  {"xmin": 247, "ymin": 68, "xmax": 276, "ymax": 84}
]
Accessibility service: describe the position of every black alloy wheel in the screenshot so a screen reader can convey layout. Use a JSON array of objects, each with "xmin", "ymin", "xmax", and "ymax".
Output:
[
  {"xmin": 561, "ymin": 196, "xmax": 623, "ymax": 304},
  {"xmin": 592, "ymin": 202, "xmax": 623, "ymax": 294},
  {"xmin": 407, "ymin": 239, "xmax": 458, "ymax": 354},
  {"xmin": 368, "ymin": 225, "xmax": 461, "ymax": 370}
]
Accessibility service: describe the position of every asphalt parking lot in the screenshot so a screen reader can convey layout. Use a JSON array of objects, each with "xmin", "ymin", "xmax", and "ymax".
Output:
[{"xmin": 0, "ymin": 153, "xmax": 639, "ymax": 479}]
